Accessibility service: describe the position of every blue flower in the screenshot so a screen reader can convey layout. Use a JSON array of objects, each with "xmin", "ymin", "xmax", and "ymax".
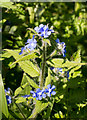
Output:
[
  {"xmin": 30, "ymin": 90, "xmax": 37, "ymax": 98},
  {"xmin": 34, "ymin": 24, "xmax": 54, "ymax": 38},
  {"xmin": 50, "ymin": 67, "xmax": 54, "ymax": 70},
  {"xmin": 30, "ymin": 88, "xmax": 46, "ymax": 100},
  {"xmin": 22, "ymin": 95, "xmax": 30, "ymax": 98},
  {"xmin": 5, "ymin": 88, "xmax": 12, "ymax": 104},
  {"xmin": 36, "ymin": 88, "xmax": 46, "ymax": 100},
  {"xmin": 6, "ymin": 95, "xmax": 11, "ymax": 104},
  {"xmin": 19, "ymin": 35, "xmax": 37, "ymax": 55},
  {"xmin": 5, "ymin": 88, "xmax": 10, "ymax": 95},
  {"xmin": 45, "ymin": 84, "xmax": 56, "ymax": 97},
  {"xmin": 55, "ymin": 38, "xmax": 66, "ymax": 57},
  {"xmin": 53, "ymin": 68, "xmax": 63, "ymax": 74},
  {"xmin": 51, "ymin": 67, "xmax": 69, "ymax": 80}
]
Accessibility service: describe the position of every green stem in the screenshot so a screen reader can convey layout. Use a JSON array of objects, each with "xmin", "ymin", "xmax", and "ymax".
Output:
[
  {"xmin": 31, "ymin": 41, "xmax": 46, "ymax": 120},
  {"xmin": 40, "ymin": 41, "xmax": 46, "ymax": 88},
  {"xmin": 14, "ymin": 102, "xmax": 26, "ymax": 120}
]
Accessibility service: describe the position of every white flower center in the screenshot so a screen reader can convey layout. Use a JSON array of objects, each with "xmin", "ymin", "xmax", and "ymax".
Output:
[
  {"xmin": 49, "ymin": 89, "xmax": 52, "ymax": 93},
  {"xmin": 38, "ymin": 92, "xmax": 42, "ymax": 96},
  {"xmin": 31, "ymin": 43, "xmax": 34, "ymax": 47},
  {"xmin": 58, "ymin": 44, "xmax": 63, "ymax": 49}
]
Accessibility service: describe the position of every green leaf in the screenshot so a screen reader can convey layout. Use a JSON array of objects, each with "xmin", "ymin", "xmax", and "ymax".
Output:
[
  {"xmin": 45, "ymin": 68, "xmax": 51, "ymax": 87},
  {"xmin": 21, "ymin": 73, "xmax": 28, "ymax": 85},
  {"xmin": 62, "ymin": 59, "xmax": 86, "ymax": 69},
  {"xmin": 29, "ymin": 101, "xmax": 48, "ymax": 119},
  {"xmin": 69, "ymin": 65, "xmax": 81, "ymax": 78},
  {"xmin": 47, "ymin": 58, "xmax": 64, "ymax": 67},
  {"xmin": 45, "ymin": 98, "xmax": 55, "ymax": 119},
  {"xmin": 43, "ymin": 39, "xmax": 51, "ymax": 46},
  {"xmin": 11, "ymin": 52, "xmax": 37, "ymax": 66},
  {"xmin": 4, "ymin": 49, "xmax": 21, "ymax": 60},
  {"xmin": 72, "ymin": 71, "xmax": 82, "ymax": 78},
  {"xmin": 21, "ymin": 73, "xmax": 32, "ymax": 95},
  {"xmin": 0, "ymin": 2, "xmax": 16, "ymax": 9},
  {"xmin": 19, "ymin": 60, "xmax": 40, "ymax": 77},
  {"xmin": 72, "ymin": 49, "xmax": 81, "ymax": 63},
  {"xmin": 25, "ymin": 74, "xmax": 39, "ymax": 89},
  {"xmin": 16, "ymin": 97, "xmax": 32, "ymax": 103},
  {"xmin": 16, "ymin": 97, "xmax": 26, "ymax": 103},
  {"xmin": 0, "ymin": 73, "xmax": 8, "ymax": 118},
  {"xmin": 14, "ymin": 82, "xmax": 29, "ymax": 96},
  {"xmin": 4, "ymin": 49, "xmax": 40, "ymax": 77},
  {"xmin": 2, "ymin": 52, "xmax": 11, "ymax": 58},
  {"xmin": 47, "ymin": 57, "xmax": 86, "ymax": 70},
  {"xmin": 9, "ymin": 26, "xmax": 17, "ymax": 34}
]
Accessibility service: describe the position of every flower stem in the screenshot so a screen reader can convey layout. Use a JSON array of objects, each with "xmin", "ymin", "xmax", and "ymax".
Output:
[{"xmin": 39, "ymin": 41, "xmax": 46, "ymax": 88}]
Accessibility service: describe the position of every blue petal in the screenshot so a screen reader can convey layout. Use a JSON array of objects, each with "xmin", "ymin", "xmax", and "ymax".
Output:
[
  {"xmin": 19, "ymin": 47, "xmax": 24, "ymax": 55},
  {"xmin": 63, "ymin": 53, "xmax": 66, "ymax": 57},
  {"xmin": 42, "ymin": 93, "xmax": 46, "ymax": 98},
  {"xmin": 50, "ymin": 29, "xmax": 54, "ymax": 33},
  {"xmin": 22, "ymin": 95, "xmax": 30, "ymax": 98},
  {"xmin": 34, "ymin": 26, "xmax": 39, "ymax": 33},
  {"xmin": 30, "ymin": 91, "xmax": 34, "ymax": 94},
  {"xmin": 33, "ymin": 93, "xmax": 36, "ymax": 98},
  {"xmin": 45, "ymin": 89, "xmax": 49, "ymax": 93},
  {"xmin": 33, "ymin": 35, "xmax": 35, "ymax": 40},
  {"xmin": 39, "ymin": 24, "xmax": 44, "ymax": 28},
  {"xmin": 7, "ymin": 88, "xmax": 10, "ymax": 91},
  {"xmin": 47, "ymin": 31, "xmax": 51, "ymax": 36},
  {"xmin": 51, "ymin": 85, "xmax": 56, "ymax": 90},
  {"xmin": 5, "ymin": 89, "xmax": 7, "ymax": 93},
  {"xmin": 47, "ymin": 92, "xmax": 51, "ymax": 97},
  {"xmin": 51, "ymin": 91, "xmax": 56, "ymax": 95},
  {"xmin": 55, "ymin": 38, "xmax": 60, "ymax": 43},
  {"xmin": 50, "ymin": 67, "xmax": 54, "ymax": 70},
  {"xmin": 38, "ymin": 96, "xmax": 42, "ymax": 100},
  {"xmin": 9, "ymin": 99, "xmax": 12, "ymax": 104},
  {"xmin": 36, "ymin": 88, "xmax": 41, "ymax": 93},
  {"xmin": 57, "ymin": 68, "xmax": 63, "ymax": 72},
  {"xmin": 26, "ymin": 39, "xmax": 32, "ymax": 44},
  {"xmin": 47, "ymin": 84, "xmax": 51, "ymax": 89},
  {"xmin": 36, "ymin": 97, "xmax": 39, "ymax": 100}
]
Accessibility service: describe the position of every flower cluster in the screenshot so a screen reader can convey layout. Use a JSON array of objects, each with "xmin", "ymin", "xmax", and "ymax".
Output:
[
  {"xmin": 30, "ymin": 84, "xmax": 56, "ymax": 100},
  {"xmin": 50, "ymin": 67, "xmax": 69, "ymax": 80},
  {"xmin": 5, "ymin": 88, "xmax": 12, "ymax": 104},
  {"xmin": 19, "ymin": 35, "xmax": 37, "ymax": 55},
  {"xmin": 55, "ymin": 38, "xmax": 66, "ymax": 57},
  {"xmin": 34, "ymin": 24, "xmax": 54, "ymax": 38}
]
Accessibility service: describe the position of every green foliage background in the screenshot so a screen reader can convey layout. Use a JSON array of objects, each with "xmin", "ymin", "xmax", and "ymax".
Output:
[{"xmin": 1, "ymin": 2, "xmax": 87, "ymax": 119}]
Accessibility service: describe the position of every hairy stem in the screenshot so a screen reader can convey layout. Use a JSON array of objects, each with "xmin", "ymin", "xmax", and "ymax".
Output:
[{"xmin": 40, "ymin": 41, "xmax": 46, "ymax": 88}]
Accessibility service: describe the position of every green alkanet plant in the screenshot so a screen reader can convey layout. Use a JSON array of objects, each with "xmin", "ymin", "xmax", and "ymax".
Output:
[{"xmin": 4, "ymin": 24, "xmax": 86, "ymax": 119}]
